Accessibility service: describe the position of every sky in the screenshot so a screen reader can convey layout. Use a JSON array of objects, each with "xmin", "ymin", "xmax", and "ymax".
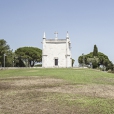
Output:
[{"xmin": 0, "ymin": 0, "xmax": 114, "ymax": 66}]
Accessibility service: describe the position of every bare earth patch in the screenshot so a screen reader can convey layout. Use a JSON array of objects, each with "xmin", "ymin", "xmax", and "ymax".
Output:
[
  {"xmin": 39, "ymin": 84, "xmax": 114, "ymax": 99},
  {"xmin": 11, "ymin": 77, "xmax": 64, "ymax": 86},
  {"xmin": 0, "ymin": 76, "xmax": 114, "ymax": 98},
  {"xmin": 6, "ymin": 76, "xmax": 114, "ymax": 99},
  {"xmin": 0, "ymin": 76, "xmax": 114, "ymax": 114}
]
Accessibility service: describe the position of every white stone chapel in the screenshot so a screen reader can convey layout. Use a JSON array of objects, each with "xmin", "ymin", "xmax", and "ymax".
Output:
[{"xmin": 42, "ymin": 32, "xmax": 72, "ymax": 68}]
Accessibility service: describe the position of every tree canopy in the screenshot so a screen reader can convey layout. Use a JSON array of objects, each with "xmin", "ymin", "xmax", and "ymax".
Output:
[
  {"xmin": 93, "ymin": 45, "xmax": 98, "ymax": 56},
  {"xmin": 15, "ymin": 47, "xmax": 42, "ymax": 67},
  {"xmin": 0, "ymin": 39, "xmax": 14, "ymax": 67},
  {"xmin": 72, "ymin": 59, "xmax": 75, "ymax": 67},
  {"xmin": 78, "ymin": 45, "xmax": 113, "ymax": 70}
]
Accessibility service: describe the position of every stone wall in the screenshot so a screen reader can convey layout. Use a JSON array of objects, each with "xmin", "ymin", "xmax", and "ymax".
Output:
[{"xmin": 42, "ymin": 37, "xmax": 72, "ymax": 68}]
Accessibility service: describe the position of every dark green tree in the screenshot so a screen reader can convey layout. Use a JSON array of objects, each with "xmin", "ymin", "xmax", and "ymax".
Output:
[
  {"xmin": 78, "ymin": 44, "xmax": 113, "ymax": 70},
  {"xmin": 15, "ymin": 47, "xmax": 42, "ymax": 67},
  {"xmin": 107, "ymin": 61, "xmax": 113, "ymax": 71},
  {"xmin": 72, "ymin": 59, "xmax": 75, "ymax": 67},
  {"xmin": 78, "ymin": 52, "xmax": 112, "ymax": 70},
  {"xmin": 93, "ymin": 45, "xmax": 98, "ymax": 56},
  {"xmin": 78, "ymin": 56, "xmax": 83, "ymax": 64},
  {"xmin": 0, "ymin": 39, "xmax": 14, "ymax": 67},
  {"xmin": 5, "ymin": 50, "xmax": 15, "ymax": 67}
]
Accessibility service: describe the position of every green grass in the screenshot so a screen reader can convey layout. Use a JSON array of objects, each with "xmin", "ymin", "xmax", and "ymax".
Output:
[
  {"xmin": 0, "ymin": 68, "xmax": 114, "ymax": 114},
  {"xmin": 0, "ymin": 68, "xmax": 114, "ymax": 85},
  {"xmin": 50, "ymin": 93, "xmax": 114, "ymax": 114}
]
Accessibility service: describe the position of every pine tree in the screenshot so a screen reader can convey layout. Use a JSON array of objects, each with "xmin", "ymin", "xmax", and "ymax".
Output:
[{"xmin": 93, "ymin": 45, "xmax": 98, "ymax": 56}]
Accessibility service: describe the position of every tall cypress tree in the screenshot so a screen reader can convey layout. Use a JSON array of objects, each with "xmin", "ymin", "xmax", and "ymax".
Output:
[{"xmin": 93, "ymin": 45, "xmax": 98, "ymax": 56}]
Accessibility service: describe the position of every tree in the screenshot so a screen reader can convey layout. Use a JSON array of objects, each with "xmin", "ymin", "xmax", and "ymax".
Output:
[
  {"xmin": 86, "ymin": 57, "xmax": 99, "ymax": 68},
  {"xmin": 93, "ymin": 45, "xmax": 98, "ymax": 56},
  {"xmin": 78, "ymin": 44, "xmax": 114, "ymax": 70},
  {"xmin": 72, "ymin": 59, "xmax": 75, "ymax": 67},
  {"xmin": 0, "ymin": 39, "xmax": 13, "ymax": 67},
  {"xmin": 78, "ymin": 52, "xmax": 111, "ymax": 70},
  {"xmin": 78, "ymin": 56, "xmax": 83, "ymax": 64},
  {"xmin": 107, "ymin": 61, "xmax": 113, "ymax": 71},
  {"xmin": 5, "ymin": 50, "xmax": 15, "ymax": 67},
  {"xmin": 15, "ymin": 47, "xmax": 42, "ymax": 67}
]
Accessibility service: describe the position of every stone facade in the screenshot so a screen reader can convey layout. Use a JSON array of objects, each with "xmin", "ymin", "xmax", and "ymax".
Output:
[{"xmin": 42, "ymin": 32, "xmax": 72, "ymax": 68}]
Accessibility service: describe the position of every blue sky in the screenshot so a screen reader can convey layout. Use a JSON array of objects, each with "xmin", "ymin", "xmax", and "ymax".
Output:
[{"xmin": 0, "ymin": 0, "xmax": 114, "ymax": 65}]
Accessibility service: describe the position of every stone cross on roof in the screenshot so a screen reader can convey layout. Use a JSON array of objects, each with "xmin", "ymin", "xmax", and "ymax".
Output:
[{"xmin": 54, "ymin": 31, "xmax": 58, "ymax": 38}]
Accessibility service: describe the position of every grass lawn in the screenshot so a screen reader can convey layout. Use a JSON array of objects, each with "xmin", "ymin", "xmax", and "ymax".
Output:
[{"xmin": 0, "ymin": 68, "xmax": 114, "ymax": 114}]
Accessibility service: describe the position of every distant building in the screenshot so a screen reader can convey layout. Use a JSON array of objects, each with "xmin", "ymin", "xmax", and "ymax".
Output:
[{"xmin": 42, "ymin": 32, "xmax": 72, "ymax": 68}]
